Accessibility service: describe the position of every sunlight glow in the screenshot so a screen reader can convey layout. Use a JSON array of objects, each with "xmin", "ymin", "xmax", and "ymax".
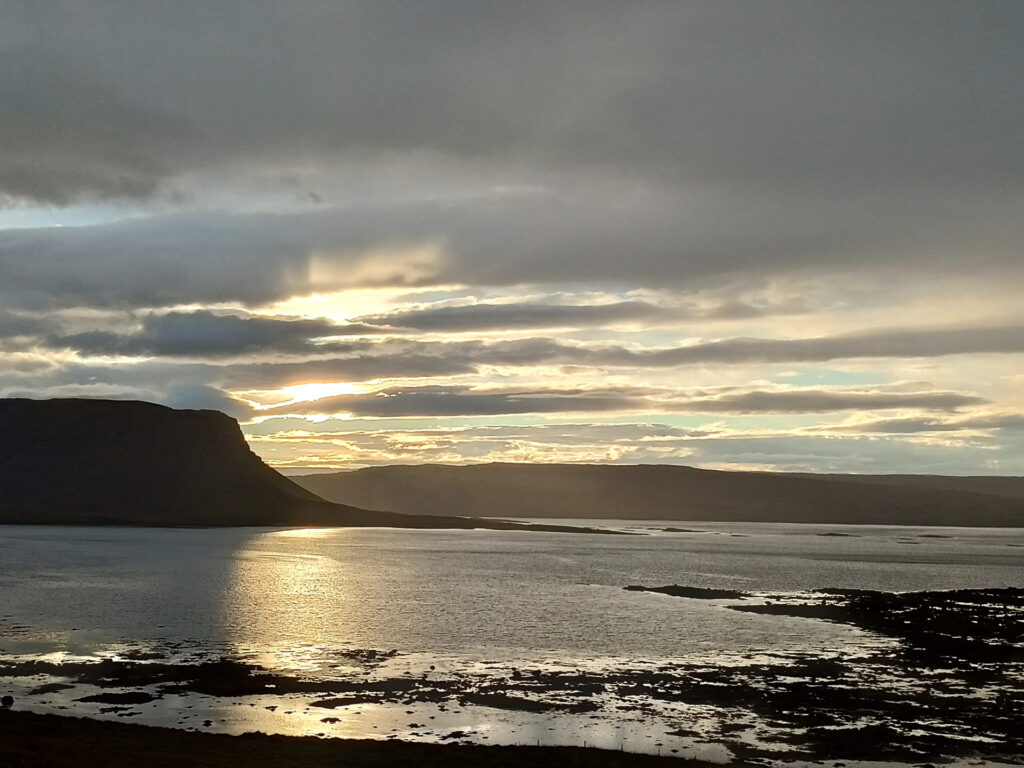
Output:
[
  {"xmin": 260, "ymin": 284, "xmax": 469, "ymax": 323},
  {"xmin": 245, "ymin": 382, "xmax": 363, "ymax": 411}
]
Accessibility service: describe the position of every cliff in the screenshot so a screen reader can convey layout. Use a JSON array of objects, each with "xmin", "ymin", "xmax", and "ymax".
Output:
[
  {"xmin": 294, "ymin": 463, "xmax": 1024, "ymax": 527},
  {"xmin": 0, "ymin": 398, "xmax": 349, "ymax": 525}
]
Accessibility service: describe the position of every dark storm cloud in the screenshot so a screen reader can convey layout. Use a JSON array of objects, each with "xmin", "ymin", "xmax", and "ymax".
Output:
[
  {"xmin": 2, "ymin": 1, "xmax": 1021, "ymax": 203},
  {"xmin": 50, "ymin": 310, "xmax": 378, "ymax": 358}
]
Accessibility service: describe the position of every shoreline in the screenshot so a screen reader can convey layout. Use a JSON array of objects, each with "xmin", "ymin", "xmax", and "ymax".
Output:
[{"xmin": 0, "ymin": 709, "xmax": 725, "ymax": 767}]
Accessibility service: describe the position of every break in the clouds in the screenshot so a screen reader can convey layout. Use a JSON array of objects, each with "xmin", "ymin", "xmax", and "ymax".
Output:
[{"xmin": 1, "ymin": 1, "xmax": 1022, "ymax": 474}]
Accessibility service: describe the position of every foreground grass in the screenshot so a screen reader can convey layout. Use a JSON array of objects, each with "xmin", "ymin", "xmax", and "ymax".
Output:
[{"xmin": 0, "ymin": 710, "xmax": 728, "ymax": 768}]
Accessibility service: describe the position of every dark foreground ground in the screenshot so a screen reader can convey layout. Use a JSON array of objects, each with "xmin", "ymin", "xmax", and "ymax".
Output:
[{"xmin": 0, "ymin": 710, "xmax": 723, "ymax": 768}]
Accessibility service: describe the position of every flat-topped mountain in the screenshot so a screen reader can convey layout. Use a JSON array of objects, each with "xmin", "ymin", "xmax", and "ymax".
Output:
[
  {"xmin": 294, "ymin": 463, "xmax": 1024, "ymax": 528},
  {"xmin": 0, "ymin": 398, "xmax": 348, "ymax": 525},
  {"xmin": 0, "ymin": 399, "xmax": 590, "ymax": 532}
]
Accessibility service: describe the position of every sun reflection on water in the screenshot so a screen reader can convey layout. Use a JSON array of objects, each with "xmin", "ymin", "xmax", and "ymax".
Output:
[{"xmin": 220, "ymin": 531, "xmax": 356, "ymax": 675}]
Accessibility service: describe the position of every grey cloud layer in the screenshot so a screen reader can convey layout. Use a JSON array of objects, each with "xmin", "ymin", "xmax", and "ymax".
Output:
[
  {"xmin": 52, "ymin": 310, "xmax": 376, "ymax": 357},
  {"xmin": 263, "ymin": 384, "xmax": 981, "ymax": 418},
  {"xmin": 0, "ymin": 309, "xmax": 56, "ymax": 338},
  {"xmin": 832, "ymin": 413, "xmax": 1024, "ymax": 434},
  {"xmin": 3, "ymin": 1, "xmax": 1021, "ymax": 203},
  {"xmin": 39, "ymin": 321, "xmax": 1024, "ymax": 383},
  {"xmin": 0, "ymin": 3, "xmax": 1020, "ymax": 319},
  {"xmin": 358, "ymin": 300, "xmax": 668, "ymax": 331},
  {"xmin": 355, "ymin": 297, "xmax": 806, "ymax": 331},
  {"xmin": 2, "ymin": 189, "xmax": 1021, "ymax": 311}
]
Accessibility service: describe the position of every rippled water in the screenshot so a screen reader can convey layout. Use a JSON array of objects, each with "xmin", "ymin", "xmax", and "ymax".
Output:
[{"xmin": 1, "ymin": 522, "xmax": 1022, "ymax": 761}]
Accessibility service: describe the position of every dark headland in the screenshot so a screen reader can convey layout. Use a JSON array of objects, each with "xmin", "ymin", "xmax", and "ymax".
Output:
[
  {"xmin": 0, "ymin": 398, "xmax": 597, "ymax": 533},
  {"xmin": 295, "ymin": 462, "xmax": 1024, "ymax": 527}
]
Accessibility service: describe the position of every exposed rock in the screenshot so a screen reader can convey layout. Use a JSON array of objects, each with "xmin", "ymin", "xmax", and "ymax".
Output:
[{"xmin": 625, "ymin": 585, "xmax": 748, "ymax": 600}]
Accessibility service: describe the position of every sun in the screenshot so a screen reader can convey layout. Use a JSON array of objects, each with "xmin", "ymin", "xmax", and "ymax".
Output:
[{"xmin": 246, "ymin": 381, "xmax": 363, "ymax": 411}]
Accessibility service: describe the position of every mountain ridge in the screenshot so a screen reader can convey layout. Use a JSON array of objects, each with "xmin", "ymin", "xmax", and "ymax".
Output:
[
  {"xmin": 293, "ymin": 462, "xmax": 1024, "ymax": 527},
  {"xmin": 0, "ymin": 399, "xmax": 598, "ymax": 532}
]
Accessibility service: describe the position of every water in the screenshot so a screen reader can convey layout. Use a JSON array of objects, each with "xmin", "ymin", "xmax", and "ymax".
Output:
[{"xmin": 1, "ymin": 522, "xmax": 1022, "ymax": 762}]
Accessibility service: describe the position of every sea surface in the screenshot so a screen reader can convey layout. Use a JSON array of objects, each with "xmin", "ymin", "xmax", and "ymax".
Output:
[{"xmin": 1, "ymin": 521, "xmax": 1022, "ymax": 763}]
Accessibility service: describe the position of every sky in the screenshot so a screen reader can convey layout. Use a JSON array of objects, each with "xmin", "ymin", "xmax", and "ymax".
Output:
[{"xmin": 1, "ymin": 1, "xmax": 1022, "ymax": 475}]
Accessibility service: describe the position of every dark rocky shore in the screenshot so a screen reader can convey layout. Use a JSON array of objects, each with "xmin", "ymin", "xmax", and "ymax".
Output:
[
  {"xmin": 618, "ymin": 585, "xmax": 1024, "ymax": 763},
  {"xmin": 0, "ymin": 709, "xmax": 723, "ymax": 768}
]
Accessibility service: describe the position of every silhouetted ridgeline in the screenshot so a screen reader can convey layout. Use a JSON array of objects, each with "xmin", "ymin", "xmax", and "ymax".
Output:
[
  {"xmin": 294, "ymin": 463, "xmax": 1024, "ymax": 527},
  {"xmin": 0, "ymin": 398, "xmax": 348, "ymax": 525},
  {"xmin": 0, "ymin": 399, "xmax": 593, "ymax": 531}
]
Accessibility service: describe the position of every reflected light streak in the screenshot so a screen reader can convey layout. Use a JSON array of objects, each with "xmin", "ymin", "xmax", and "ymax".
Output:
[{"xmin": 220, "ymin": 531, "xmax": 354, "ymax": 674}]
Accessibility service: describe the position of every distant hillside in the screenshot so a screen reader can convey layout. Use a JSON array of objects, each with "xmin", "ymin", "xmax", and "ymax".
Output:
[
  {"xmin": 785, "ymin": 472, "xmax": 1024, "ymax": 502},
  {"xmin": 294, "ymin": 463, "xmax": 1024, "ymax": 527},
  {"xmin": 0, "ymin": 399, "xmax": 591, "ymax": 532}
]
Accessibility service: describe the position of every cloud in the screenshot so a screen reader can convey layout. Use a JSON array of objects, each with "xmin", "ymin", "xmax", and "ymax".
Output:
[
  {"xmin": 34, "ymin": 321, "xmax": 1024, "ymax": 402},
  {"xmin": 358, "ymin": 300, "xmax": 668, "ymax": 331},
  {"xmin": 584, "ymin": 324, "xmax": 1024, "ymax": 366},
  {"xmin": 160, "ymin": 382, "xmax": 255, "ymax": 420},
  {"xmin": 3, "ymin": 2, "xmax": 1022, "ymax": 475},
  {"xmin": 214, "ymin": 323, "xmax": 1024, "ymax": 388},
  {"xmin": 3, "ymin": 189, "xmax": 1021, "ymax": 312},
  {"xmin": 0, "ymin": 3, "xmax": 1020, "ymax": 319},
  {"xmin": 249, "ymin": 421, "xmax": 710, "ymax": 468},
  {"xmin": 356, "ymin": 296, "xmax": 808, "ymax": 331},
  {"xmin": 245, "ymin": 419, "xmax": 1018, "ymax": 475},
  {"xmin": 258, "ymin": 382, "xmax": 982, "ymax": 419},
  {"xmin": 681, "ymin": 435, "xmax": 1014, "ymax": 475},
  {"xmin": 2, "ymin": 2, "xmax": 1021, "ymax": 204},
  {"xmin": 0, "ymin": 51, "xmax": 200, "ymax": 205},
  {"xmin": 829, "ymin": 413, "xmax": 1024, "ymax": 434},
  {"xmin": 51, "ymin": 310, "xmax": 378, "ymax": 358},
  {"xmin": 261, "ymin": 385, "xmax": 646, "ymax": 418},
  {"xmin": 678, "ymin": 388, "xmax": 984, "ymax": 414},
  {"xmin": 0, "ymin": 309, "xmax": 55, "ymax": 338}
]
